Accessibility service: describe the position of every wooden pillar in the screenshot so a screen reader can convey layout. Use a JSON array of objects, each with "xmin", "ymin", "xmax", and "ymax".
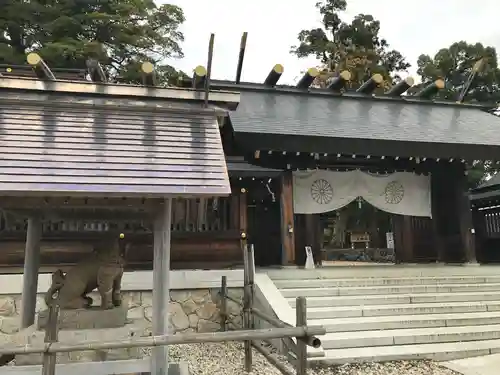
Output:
[
  {"xmin": 280, "ymin": 173, "xmax": 295, "ymax": 265},
  {"xmin": 431, "ymin": 169, "xmax": 447, "ymax": 262},
  {"xmin": 393, "ymin": 215, "xmax": 413, "ymax": 263},
  {"xmin": 457, "ymin": 170, "xmax": 477, "ymax": 263},
  {"xmin": 239, "ymin": 188, "xmax": 248, "ymax": 241},
  {"xmin": 472, "ymin": 205, "xmax": 486, "ymax": 263},
  {"xmin": 403, "ymin": 216, "xmax": 414, "ymax": 262},
  {"xmin": 151, "ymin": 198, "xmax": 172, "ymax": 375},
  {"xmin": 21, "ymin": 216, "xmax": 42, "ymax": 329},
  {"xmin": 230, "ymin": 193, "xmax": 240, "ymax": 230},
  {"xmin": 432, "ymin": 163, "xmax": 476, "ymax": 263}
]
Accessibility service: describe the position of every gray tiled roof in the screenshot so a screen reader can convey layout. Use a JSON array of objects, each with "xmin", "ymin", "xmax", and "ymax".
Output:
[
  {"xmin": 0, "ymin": 91, "xmax": 230, "ymax": 197},
  {"xmin": 477, "ymin": 173, "xmax": 500, "ymax": 189},
  {"xmin": 230, "ymin": 91, "xmax": 500, "ymax": 153}
]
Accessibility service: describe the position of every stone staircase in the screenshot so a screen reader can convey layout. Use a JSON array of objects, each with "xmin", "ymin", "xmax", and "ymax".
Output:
[{"xmin": 267, "ymin": 266, "xmax": 500, "ymax": 365}]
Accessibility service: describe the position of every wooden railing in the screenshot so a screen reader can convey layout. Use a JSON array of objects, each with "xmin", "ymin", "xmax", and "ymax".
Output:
[{"xmin": 219, "ymin": 244, "xmax": 323, "ymax": 375}]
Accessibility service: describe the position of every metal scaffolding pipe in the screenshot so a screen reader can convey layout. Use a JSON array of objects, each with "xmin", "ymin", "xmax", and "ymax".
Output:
[{"xmin": 0, "ymin": 326, "xmax": 326, "ymax": 356}]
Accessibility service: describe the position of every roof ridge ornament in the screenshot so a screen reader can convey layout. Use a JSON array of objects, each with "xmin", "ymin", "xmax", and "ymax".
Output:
[
  {"xmin": 356, "ymin": 73, "xmax": 384, "ymax": 95},
  {"xmin": 386, "ymin": 77, "xmax": 414, "ymax": 97},
  {"xmin": 264, "ymin": 64, "xmax": 284, "ymax": 87},
  {"xmin": 27, "ymin": 53, "xmax": 55, "ymax": 81},
  {"xmin": 296, "ymin": 68, "xmax": 319, "ymax": 89},
  {"xmin": 328, "ymin": 70, "xmax": 351, "ymax": 92},
  {"xmin": 416, "ymin": 79, "xmax": 445, "ymax": 99},
  {"xmin": 140, "ymin": 61, "xmax": 156, "ymax": 87},
  {"xmin": 192, "ymin": 65, "xmax": 207, "ymax": 89}
]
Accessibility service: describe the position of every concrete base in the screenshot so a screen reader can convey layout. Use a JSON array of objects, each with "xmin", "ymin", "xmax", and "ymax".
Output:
[
  {"xmin": 0, "ymin": 359, "xmax": 190, "ymax": 375},
  {"xmin": 143, "ymin": 362, "xmax": 190, "ymax": 375},
  {"xmin": 442, "ymin": 353, "xmax": 500, "ymax": 375},
  {"xmin": 37, "ymin": 306, "xmax": 127, "ymax": 330}
]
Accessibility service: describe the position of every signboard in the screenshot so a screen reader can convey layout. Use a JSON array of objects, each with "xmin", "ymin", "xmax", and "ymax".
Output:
[
  {"xmin": 305, "ymin": 246, "xmax": 315, "ymax": 269},
  {"xmin": 386, "ymin": 232, "xmax": 395, "ymax": 249}
]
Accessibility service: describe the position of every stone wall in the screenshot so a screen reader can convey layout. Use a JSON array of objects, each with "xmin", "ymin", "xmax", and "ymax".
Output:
[{"xmin": 0, "ymin": 288, "xmax": 243, "ymax": 335}]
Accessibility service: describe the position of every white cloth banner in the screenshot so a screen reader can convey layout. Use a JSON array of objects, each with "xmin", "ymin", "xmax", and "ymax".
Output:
[{"xmin": 292, "ymin": 170, "xmax": 431, "ymax": 217}]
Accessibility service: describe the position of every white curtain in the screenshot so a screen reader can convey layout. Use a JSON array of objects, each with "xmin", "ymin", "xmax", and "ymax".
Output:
[{"xmin": 292, "ymin": 169, "xmax": 431, "ymax": 217}]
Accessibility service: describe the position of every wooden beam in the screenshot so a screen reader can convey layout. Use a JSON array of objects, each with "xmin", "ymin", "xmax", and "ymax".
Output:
[
  {"xmin": 3, "ymin": 208, "xmax": 157, "ymax": 222},
  {"xmin": 280, "ymin": 173, "xmax": 295, "ymax": 265},
  {"xmin": 20, "ymin": 216, "xmax": 42, "ymax": 328},
  {"xmin": 0, "ymin": 197, "xmax": 163, "ymax": 210},
  {"xmin": 235, "ymin": 32, "xmax": 248, "ymax": 84},
  {"xmin": 151, "ymin": 198, "xmax": 172, "ymax": 375},
  {"xmin": 204, "ymin": 33, "xmax": 215, "ymax": 107}
]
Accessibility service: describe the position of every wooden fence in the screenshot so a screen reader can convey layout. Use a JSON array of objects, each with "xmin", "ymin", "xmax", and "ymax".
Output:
[{"xmin": 219, "ymin": 244, "xmax": 322, "ymax": 375}]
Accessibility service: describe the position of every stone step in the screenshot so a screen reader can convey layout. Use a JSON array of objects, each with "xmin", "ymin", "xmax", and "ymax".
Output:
[
  {"xmin": 290, "ymin": 291, "xmax": 500, "ymax": 308},
  {"xmin": 310, "ymin": 339, "xmax": 500, "ymax": 365},
  {"xmin": 274, "ymin": 275, "xmax": 500, "ymax": 289},
  {"xmin": 320, "ymin": 324, "xmax": 500, "ymax": 349},
  {"xmin": 280, "ymin": 282, "xmax": 500, "ymax": 298},
  {"xmin": 265, "ymin": 267, "xmax": 500, "ymax": 281},
  {"xmin": 309, "ymin": 311, "xmax": 500, "ymax": 332},
  {"xmin": 303, "ymin": 301, "xmax": 500, "ymax": 319}
]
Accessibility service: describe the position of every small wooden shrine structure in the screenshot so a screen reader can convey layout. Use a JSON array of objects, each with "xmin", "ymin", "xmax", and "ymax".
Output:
[
  {"xmin": 3, "ymin": 33, "xmax": 500, "ymax": 275},
  {"xmin": 0, "ymin": 53, "xmax": 239, "ymax": 374}
]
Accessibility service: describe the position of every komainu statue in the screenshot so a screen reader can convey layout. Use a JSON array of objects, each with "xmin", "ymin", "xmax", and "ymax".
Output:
[{"xmin": 44, "ymin": 237, "xmax": 129, "ymax": 310}]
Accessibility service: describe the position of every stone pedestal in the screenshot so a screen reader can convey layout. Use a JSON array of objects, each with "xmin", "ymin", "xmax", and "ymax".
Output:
[
  {"xmin": 37, "ymin": 306, "xmax": 127, "ymax": 330},
  {"xmin": 12, "ymin": 324, "xmax": 148, "ymax": 366}
]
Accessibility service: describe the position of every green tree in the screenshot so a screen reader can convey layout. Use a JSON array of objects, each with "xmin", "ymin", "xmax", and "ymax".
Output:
[
  {"xmin": 409, "ymin": 41, "xmax": 500, "ymax": 103},
  {"xmin": 0, "ymin": 0, "xmax": 188, "ymax": 85},
  {"xmin": 412, "ymin": 41, "xmax": 500, "ymax": 188},
  {"xmin": 291, "ymin": 0, "xmax": 411, "ymax": 241},
  {"xmin": 291, "ymin": 0, "xmax": 410, "ymax": 89}
]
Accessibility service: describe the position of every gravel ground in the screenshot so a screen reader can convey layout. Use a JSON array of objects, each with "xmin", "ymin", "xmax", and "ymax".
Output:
[{"xmin": 167, "ymin": 342, "xmax": 461, "ymax": 375}]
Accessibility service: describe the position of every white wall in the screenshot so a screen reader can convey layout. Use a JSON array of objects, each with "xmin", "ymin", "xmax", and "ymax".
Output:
[{"xmin": 0, "ymin": 269, "xmax": 244, "ymax": 295}]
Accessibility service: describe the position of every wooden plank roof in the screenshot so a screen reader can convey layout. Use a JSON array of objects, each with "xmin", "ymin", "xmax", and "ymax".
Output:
[
  {"xmin": 0, "ymin": 78, "xmax": 240, "ymax": 198},
  {"xmin": 228, "ymin": 90, "xmax": 500, "ymax": 160}
]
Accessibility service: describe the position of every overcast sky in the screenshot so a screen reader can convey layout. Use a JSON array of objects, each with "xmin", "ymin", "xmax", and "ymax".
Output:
[{"xmin": 159, "ymin": 0, "xmax": 500, "ymax": 85}]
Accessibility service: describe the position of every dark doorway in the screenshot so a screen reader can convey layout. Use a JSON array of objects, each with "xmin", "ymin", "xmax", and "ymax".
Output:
[{"xmin": 246, "ymin": 179, "xmax": 282, "ymax": 267}]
